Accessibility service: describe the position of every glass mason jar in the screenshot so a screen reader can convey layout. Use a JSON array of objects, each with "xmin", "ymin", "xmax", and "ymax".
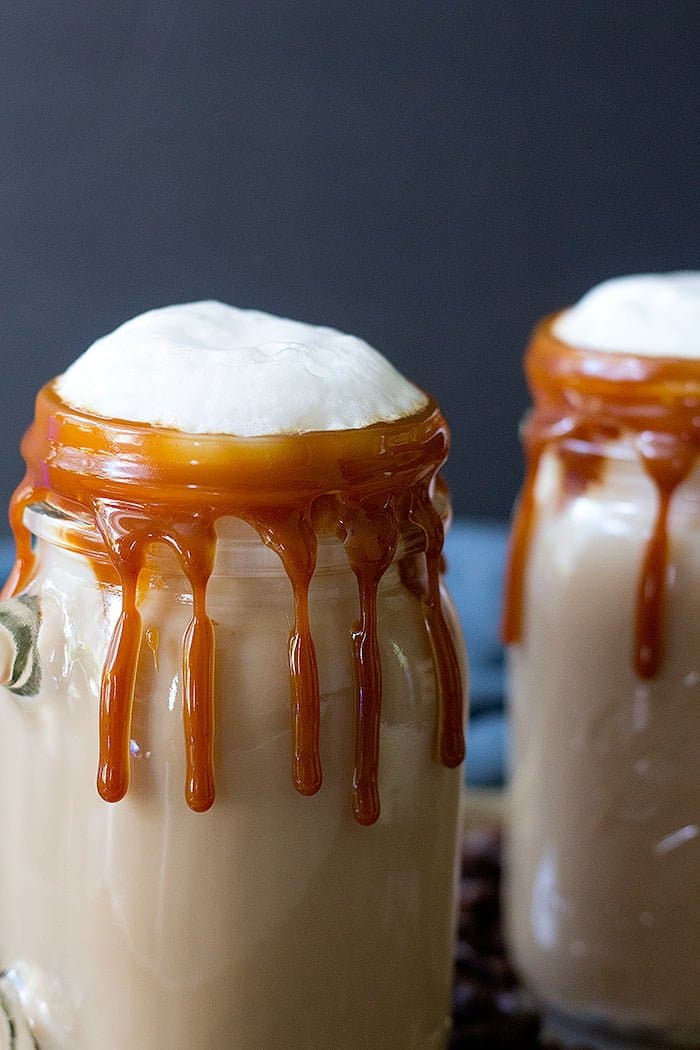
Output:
[
  {"xmin": 503, "ymin": 317, "xmax": 700, "ymax": 1047},
  {"xmin": 0, "ymin": 385, "xmax": 466, "ymax": 1050}
]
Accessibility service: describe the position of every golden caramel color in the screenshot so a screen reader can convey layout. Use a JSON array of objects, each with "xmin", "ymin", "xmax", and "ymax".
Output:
[
  {"xmin": 5, "ymin": 384, "xmax": 464, "ymax": 822},
  {"xmin": 503, "ymin": 314, "xmax": 700, "ymax": 678}
]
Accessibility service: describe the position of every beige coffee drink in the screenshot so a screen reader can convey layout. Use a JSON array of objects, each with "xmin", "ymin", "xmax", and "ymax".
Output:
[
  {"xmin": 504, "ymin": 274, "xmax": 700, "ymax": 1047},
  {"xmin": 0, "ymin": 303, "xmax": 466, "ymax": 1049}
]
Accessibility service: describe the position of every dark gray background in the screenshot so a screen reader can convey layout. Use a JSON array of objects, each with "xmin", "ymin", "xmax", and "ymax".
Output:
[{"xmin": 2, "ymin": 1, "xmax": 699, "ymax": 520}]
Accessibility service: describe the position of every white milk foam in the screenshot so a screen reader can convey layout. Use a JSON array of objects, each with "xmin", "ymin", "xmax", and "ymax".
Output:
[
  {"xmin": 554, "ymin": 272, "xmax": 700, "ymax": 357},
  {"xmin": 57, "ymin": 301, "xmax": 428, "ymax": 435}
]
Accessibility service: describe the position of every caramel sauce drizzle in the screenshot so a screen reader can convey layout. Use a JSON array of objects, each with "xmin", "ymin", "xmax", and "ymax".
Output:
[
  {"xmin": 634, "ymin": 438, "xmax": 696, "ymax": 678},
  {"xmin": 337, "ymin": 496, "xmax": 398, "ymax": 826},
  {"xmin": 5, "ymin": 384, "xmax": 464, "ymax": 821},
  {"xmin": 503, "ymin": 314, "xmax": 700, "ymax": 679},
  {"xmin": 408, "ymin": 484, "xmax": 465, "ymax": 767},
  {"xmin": 501, "ymin": 434, "xmax": 546, "ymax": 648},
  {"xmin": 249, "ymin": 507, "xmax": 321, "ymax": 798},
  {"xmin": 1, "ymin": 478, "xmax": 46, "ymax": 600}
]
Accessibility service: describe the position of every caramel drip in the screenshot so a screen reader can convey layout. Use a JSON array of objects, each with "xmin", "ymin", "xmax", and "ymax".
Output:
[
  {"xmin": 94, "ymin": 501, "xmax": 217, "ymax": 811},
  {"xmin": 337, "ymin": 497, "xmax": 398, "ymax": 825},
  {"xmin": 177, "ymin": 520, "xmax": 217, "ymax": 813},
  {"xmin": 557, "ymin": 438, "xmax": 606, "ymax": 503},
  {"xmin": 635, "ymin": 438, "xmax": 696, "ymax": 679},
  {"xmin": 251, "ymin": 509, "xmax": 321, "ymax": 797},
  {"xmin": 501, "ymin": 439, "xmax": 544, "ymax": 646},
  {"xmin": 503, "ymin": 423, "xmax": 606, "ymax": 645},
  {"xmin": 97, "ymin": 560, "xmax": 142, "ymax": 803},
  {"xmin": 409, "ymin": 486, "xmax": 465, "ymax": 768},
  {"xmin": 5, "ymin": 384, "xmax": 464, "ymax": 821},
  {"xmin": 503, "ymin": 314, "xmax": 700, "ymax": 678},
  {"xmin": 1, "ymin": 477, "xmax": 45, "ymax": 600}
]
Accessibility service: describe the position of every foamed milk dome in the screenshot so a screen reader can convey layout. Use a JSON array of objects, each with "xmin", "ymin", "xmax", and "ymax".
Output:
[
  {"xmin": 554, "ymin": 271, "xmax": 700, "ymax": 357},
  {"xmin": 56, "ymin": 300, "xmax": 428, "ymax": 435}
]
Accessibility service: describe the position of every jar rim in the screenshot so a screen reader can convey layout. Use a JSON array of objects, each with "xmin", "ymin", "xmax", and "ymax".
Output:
[
  {"xmin": 526, "ymin": 313, "xmax": 700, "ymax": 437},
  {"xmin": 5, "ymin": 383, "xmax": 454, "ymax": 610},
  {"xmin": 19, "ymin": 383, "xmax": 448, "ymax": 513}
]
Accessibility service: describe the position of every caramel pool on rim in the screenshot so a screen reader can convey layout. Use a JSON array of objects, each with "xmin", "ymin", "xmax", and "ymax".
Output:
[{"xmin": 5, "ymin": 382, "xmax": 465, "ymax": 822}]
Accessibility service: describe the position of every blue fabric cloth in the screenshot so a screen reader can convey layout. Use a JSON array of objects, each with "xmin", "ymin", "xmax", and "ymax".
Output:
[
  {"xmin": 0, "ymin": 541, "xmax": 12, "ymax": 585},
  {"xmin": 443, "ymin": 521, "xmax": 507, "ymax": 787},
  {"xmin": 0, "ymin": 522, "xmax": 509, "ymax": 787}
]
